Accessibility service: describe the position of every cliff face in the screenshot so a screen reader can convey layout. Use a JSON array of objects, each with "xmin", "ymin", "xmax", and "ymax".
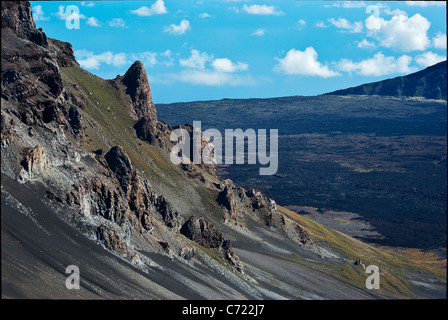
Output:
[
  {"xmin": 1, "ymin": 1, "xmax": 241, "ymax": 275},
  {"xmin": 2, "ymin": 1, "xmax": 444, "ymax": 300},
  {"xmin": 1, "ymin": 1, "xmax": 48, "ymax": 46},
  {"xmin": 0, "ymin": 1, "xmax": 279, "ymax": 297},
  {"xmin": 1, "ymin": 1, "xmax": 83, "ymax": 141}
]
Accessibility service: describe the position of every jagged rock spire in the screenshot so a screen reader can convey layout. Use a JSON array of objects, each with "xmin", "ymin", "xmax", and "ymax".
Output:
[{"xmin": 121, "ymin": 61, "xmax": 158, "ymax": 124}]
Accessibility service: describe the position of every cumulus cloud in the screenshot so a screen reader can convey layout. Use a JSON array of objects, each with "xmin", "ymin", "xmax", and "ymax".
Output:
[
  {"xmin": 86, "ymin": 17, "xmax": 101, "ymax": 27},
  {"xmin": 32, "ymin": 5, "xmax": 49, "ymax": 21},
  {"xmin": 328, "ymin": 17, "xmax": 363, "ymax": 33},
  {"xmin": 357, "ymin": 39, "xmax": 376, "ymax": 49},
  {"xmin": 365, "ymin": 14, "xmax": 431, "ymax": 52},
  {"xmin": 252, "ymin": 28, "xmax": 265, "ymax": 36},
  {"xmin": 371, "ymin": 2, "xmax": 407, "ymax": 16},
  {"xmin": 432, "ymin": 32, "xmax": 447, "ymax": 49},
  {"xmin": 242, "ymin": 4, "xmax": 284, "ymax": 15},
  {"xmin": 337, "ymin": 52, "xmax": 414, "ymax": 76},
  {"xmin": 108, "ymin": 18, "xmax": 128, "ymax": 28},
  {"xmin": 212, "ymin": 58, "xmax": 248, "ymax": 73},
  {"xmin": 174, "ymin": 49, "xmax": 252, "ymax": 86},
  {"xmin": 168, "ymin": 70, "xmax": 255, "ymax": 86},
  {"xmin": 274, "ymin": 47, "xmax": 340, "ymax": 77},
  {"xmin": 75, "ymin": 50, "xmax": 128, "ymax": 70},
  {"xmin": 414, "ymin": 51, "xmax": 446, "ymax": 68},
  {"xmin": 131, "ymin": 0, "xmax": 167, "ymax": 16},
  {"xmin": 75, "ymin": 50, "xmax": 174, "ymax": 70},
  {"xmin": 55, "ymin": 5, "xmax": 86, "ymax": 20},
  {"xmin": 130, "ymin": 50, "xmax": 174, "ymax": 67},
  {"xmin": 164, "ymin": 19, "xmax": 191, "ymax": 35},
  {"xmin": 199, "ymin": 13, "xmax": 211, "ymax": 19},
  {"xmin": 179, "ymin": 50, "xmax": 212, "ymax": 70},
  {"xmin": 179, "ymin": 50, "xmax": 248, "ymax": 74},
  {"xmin": 81, "ymin": 2, "xmax": 95, "ymax": 7},
  {"xmin": 296, "ymin": 19, "xmax": 307, "ymax": 30}
]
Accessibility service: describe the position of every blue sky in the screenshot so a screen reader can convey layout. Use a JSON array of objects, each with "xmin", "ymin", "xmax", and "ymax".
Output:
[{"xmin": 32, "ymin": 1, "xmax": 447, "ymax": 103}]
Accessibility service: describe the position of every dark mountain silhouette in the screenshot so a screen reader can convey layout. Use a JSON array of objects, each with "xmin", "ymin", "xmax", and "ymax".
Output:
[{"xmin": 326, "ymin": 60, "xmax": 447, "ymax": 100}]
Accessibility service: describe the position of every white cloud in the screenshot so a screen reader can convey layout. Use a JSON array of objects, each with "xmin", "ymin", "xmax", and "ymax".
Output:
[
  {"xmin": 75, "ymin": 50, "xmax": 175, "ymax": 70},
  {"xmin": 180, "ymin": 49, "xmax": 212, "ymax": 70},
  {"xmin": 174, "ymin": 49, "xmax": 252, "ymax": 85},
  {"xmin": 228, "ymin": 6, "xmax": 240, "ymax": 13},
  {"xmin": 357, "ymin": 39, "xmax": 376, "ymax": 49},
  {"xmin": 337, "ymin": 52, "xmax": 414, "ymax": 76},
  {"xmin": 383, "ymin": 7, "xmax": 408, "ymax": 16},
  {"xmin": 55, "ymin": 5, "xmax": 86, "ymax": 20},
  {"xmin": 315, "ymin": 21, "xmax": 327, "ymax": 28},
  {"xmin": 372, "ymin": 2, "xmax": 407, "ymax": 16},
  {"xmin": 164, "ymin": 19, "xmax": 190, "ymax": 35},
  {"xmin": 242, "ymin": 4, "xmax": 284, "ymax": 15},
  {"xmin": 169, "ymin": 70, "xmax": 255, "ymax": 86},
  {"xmin": 366, "ymin": 14, "xmax": 431, "ymax": 52},
  {"xmin": 405, "ymin": 1, "xmax": 446, "ymax": 7},
  {"xmin": 274, "ymin": 47, "xmax": 340, "ymax": 77},
  {"xmin": 295, "ymin": 19, "xmax": 307, "ymax": 30},
  {"xmin": 81, "ymin": 2, "xmax": 95, "ymax": 7},
  {"xmin": 127, "ymin": 51, "xmax": 174, "ymax": 67},
  {"xmin": 415, "ymin": 51, "xmax": 446, "ymax": 68},
  {"xmin": 212, "ymin": 58, "xmax": 248, "ymax": 73},
  {"xmin": 108, "ymin": 18, "xmax": 127, "ymax": 28},
  {"xmin": 252, "ymin": 28, "xmax": 265, "ymax": 36},
  {"xmin": 131, "ymin": 0, "xmax": 167, "ymax": 16},
  {"xmin": 432, "ymin": 32, "xmax": 447, "ymax": 49},
  {"xmin": 32, "ymin": 5, "xmax": 49, "ymax": 21},
  {"xmin": 131, "ymin": 52, "xmax": 157, "ymax": 66},
  {"xmin": 158, "ymin": 50, "xmax": 175, "ymax": 66},
  {"xmin": 328, "ymin": 18, "xmax": 363, "ymax": 33},
  {"xmin": 86, "ymin": 17, "xmax": 101, "ymax": 27},
  {"xmin": 199, "ymin": 13, "xmax": 211, "ymax": 19},
  {"xmin": 75, "ymin": 50, "xmax": 128, "ymax": 70},
  {"xmin": 332, "ymin": 1, "xmax": 367, "ymax": 8}
]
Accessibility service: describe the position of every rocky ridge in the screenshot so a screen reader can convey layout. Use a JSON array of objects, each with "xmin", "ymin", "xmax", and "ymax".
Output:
[
  {"xmin": 326, "ymin": 60, "xmax": 447, "ymax": 100},
  {"xmin": 2, "ymin": 1, "xmax": 444, "ymax": 300},
  {"xmin": 1, "ymin": 1, "xmax": 302, "ymax": 277}
]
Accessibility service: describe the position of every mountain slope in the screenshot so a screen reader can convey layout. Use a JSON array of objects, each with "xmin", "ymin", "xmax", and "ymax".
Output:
[
  {"xmin": 325, "ymin": 60, "xmax": 447, "ymax": 100},
  {"xmin": 1, "ymin": 1, "xmax": 445, "ymax": 300}
]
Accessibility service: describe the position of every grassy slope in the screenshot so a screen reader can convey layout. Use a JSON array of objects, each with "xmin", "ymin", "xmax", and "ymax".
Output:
[
  {"xmin": 278, "ymin": 205, "xmax": 446, "ymax": 297},
  {"xmin": 61, "ymin": 64, "xmax": 445, "ymax": 298},
  {"xmin": 61, "ymin": 66, "xmax": 221, "ymax": 218}
]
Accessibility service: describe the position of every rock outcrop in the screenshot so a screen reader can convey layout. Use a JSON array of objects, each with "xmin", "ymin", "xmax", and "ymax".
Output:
[
  {"xmin": 19, "ymin": 144, "xmax": 50, "ymax": 182},
  {"xmin": 104, "ymin": 146, "xmax": 133, "ymax": 192},
  {"xmin": 1, "ymin": 1, "xmax": 48, "ymax": 47},
  {"xmin": 180, "ymin": 216, "xmax": 224, "ymax": 248},
  {"xmin": 217, "ymin": 179, "xmax": 237, "ymax": 220},
  {"xmin": 180, "ymin": 216, "xmax": 243, "ymax": 272},
  {"xmin": 120, "ymin": 61, "xmax": 157, "ymax": 122},
  {"xmin": 1, "ymin": 1, "xmax": 84, "ymax": 140}
]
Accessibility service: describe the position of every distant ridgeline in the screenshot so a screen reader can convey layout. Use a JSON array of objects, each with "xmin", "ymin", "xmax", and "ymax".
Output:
[{"xmin": 326, "ymin": 60, "xmax": 447, "ymax": 100}]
